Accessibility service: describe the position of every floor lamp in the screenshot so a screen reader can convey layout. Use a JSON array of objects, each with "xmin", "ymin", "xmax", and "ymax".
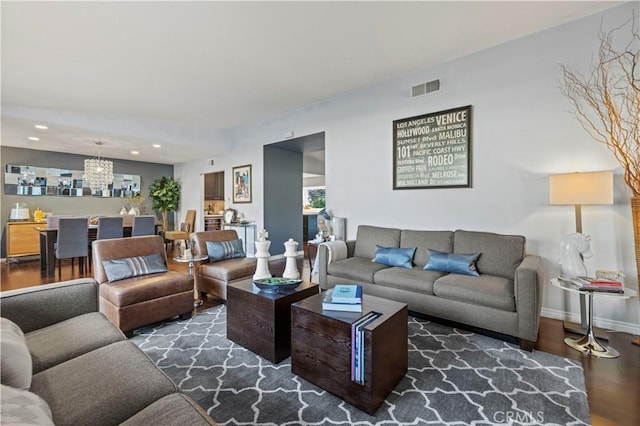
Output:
[{"xmin": 549, "ymin": 171, "xmax": 614, "ymax": 335}]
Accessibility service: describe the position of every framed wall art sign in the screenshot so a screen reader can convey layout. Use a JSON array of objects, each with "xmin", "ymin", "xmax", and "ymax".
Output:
[
  {"xmin": 393, "ymin": 105, "xmax": 472, "ymax": 189},
  {"xmin": 232, "ymin": 164, "xmax": 252, "ymax": 203}
]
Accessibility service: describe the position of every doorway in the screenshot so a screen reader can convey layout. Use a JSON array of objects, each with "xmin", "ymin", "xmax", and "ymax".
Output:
[
  {"xmin": 263, "ymin": 132, "xmax": 325, "ymax": 252},
  {"xmin": 203, "ymin": 171, "xmax": 225, "ymax": 231}
]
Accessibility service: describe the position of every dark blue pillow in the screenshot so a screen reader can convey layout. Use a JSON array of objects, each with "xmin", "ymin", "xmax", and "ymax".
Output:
[
  {"xmin": 102, "ymin": 253, "xmax": 168, "ymax": 283},
  {"xmin": 424, "ymin": 249, "xmax": 480, "ymax": 276},
  {"xmin": 206, "ymin": 239, "xmax": 245, "ymax": 262},
  {"xmin": 372, "ymin": 246, "xmax": 416, "ymax": 269}
]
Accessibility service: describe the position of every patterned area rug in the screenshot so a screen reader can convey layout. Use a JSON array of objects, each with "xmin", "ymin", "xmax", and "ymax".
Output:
[{"xmin": 130, "ymin": 306, "xmax": 590, "ymax": 426}]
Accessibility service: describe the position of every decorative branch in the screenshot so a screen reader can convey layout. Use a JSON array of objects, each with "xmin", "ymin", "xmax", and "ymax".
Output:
[{"xmin": 560, "ymin": 12, "xmax": 640, "ymax": 196}]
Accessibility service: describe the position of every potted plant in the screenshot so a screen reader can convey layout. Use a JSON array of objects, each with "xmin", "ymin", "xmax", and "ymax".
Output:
[{"xmin": 148, "ymin": 176, "xmax": 180, "ymax": 232}]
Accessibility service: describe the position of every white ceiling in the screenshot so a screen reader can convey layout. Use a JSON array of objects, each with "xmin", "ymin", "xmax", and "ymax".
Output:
[{"xmin": 1, "ymin": 1, "xmax": 623, "ymax": 165}]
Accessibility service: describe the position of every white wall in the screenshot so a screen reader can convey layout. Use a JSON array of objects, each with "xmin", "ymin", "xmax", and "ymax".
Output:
[{"xmin": 176, "ymin": 3, "xmax": 639, "ymax": 334}]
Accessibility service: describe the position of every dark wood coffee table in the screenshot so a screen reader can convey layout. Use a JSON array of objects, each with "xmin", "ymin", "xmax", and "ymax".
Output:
[
  {"xmin": 226, "ymin": 278, "xmax": 319, "ymax": 363},
  {"xmin": 291, "ymin": 293, "xmax": 408, "ymax": 415}
]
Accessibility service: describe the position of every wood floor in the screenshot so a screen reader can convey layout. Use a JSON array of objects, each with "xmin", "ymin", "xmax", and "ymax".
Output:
[{"xmin": 2, "ymin": 252, "xmax": 638, "ymax": 426}]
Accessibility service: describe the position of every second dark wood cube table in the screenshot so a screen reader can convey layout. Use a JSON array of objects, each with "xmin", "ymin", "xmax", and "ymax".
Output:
[
  {"xmin": 291, "ymin": 293, "xmax": 408, "ymax": 415},
  {"xmin": 226, "ymin": 278, "xmax": 319, "ymax": 363}
]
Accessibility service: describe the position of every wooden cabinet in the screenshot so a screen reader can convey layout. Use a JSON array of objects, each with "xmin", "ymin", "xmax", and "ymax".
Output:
[
  {"xmin": 204, "ymin": 172, "xmax": 224, "ymax": 200},
  {"xmin": 204, "ymin": 216, "xmax": 222, "ymax": 231},
  {"xmin": 6, "ymin": 221, "xmax": 40, "ymax": 258}
]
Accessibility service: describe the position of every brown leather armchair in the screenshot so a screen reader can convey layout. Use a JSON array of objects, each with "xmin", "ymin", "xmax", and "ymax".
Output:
[
  {"xmin": 191, "ymin": 230, "xmax": 256, "ymax": 301},
  {"xmin": 191, "ymin": 230, "xmax": 298, "ymax": 301},
  {"xmin": 92, "ymin": 235, "xmax": 194, "ymax": 336}
]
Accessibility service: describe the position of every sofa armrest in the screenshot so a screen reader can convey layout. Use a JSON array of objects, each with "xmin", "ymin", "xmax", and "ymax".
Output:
[
  {"xmin": 0, "ymin": 278, "xmax": 99, "ymax": 333},
  {"xmin": 514, "ymin": 255, "xmax": 545, "ymax": 342},
  {"xmin": 318, "ymin": 239, "xmax": 356, "ymax": 289}
]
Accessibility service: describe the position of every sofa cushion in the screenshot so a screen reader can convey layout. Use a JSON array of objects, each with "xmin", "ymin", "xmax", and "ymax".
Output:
[
  {"xmin": 25, "ymin": 312, "xmax": 124, "ymax": 374},
  {"xmin": 400, "ymin": 230, "xmax": 454, "ymax": 268},
  {"xmin": 199, "ymin": 257, "xmax": 257, "ymax": 281},
  {"xmin": 99, "ymin": 271, "xmax": 193, "ymax": 308},
  {"xmin": 0, "ymin": 318, "xmax": 32, "ymax": 390},
  {"xmin": 372, "ymin": 246, "xmax": 415, "ymax": 269},
  {"xmin": 102, "ymin": 253, "xmax": 168, "ymax": 283},
  {"xmin": 434, "ymin": 274, "xmax": 516, "ymax": 311},
  {"xmin": 353, "ymin": 225, "xmax": 401, "ymax": 259},
  {"xmin": 424, "ymin": 249, "xmax": 481, "ymax": 277},
  {"xmin": 328, "ymin": 257, "xmax": 390, "ymax": 283},
  {"xmin": 454, "ymin": 230, "xmax": 525, "ymax": 280},
  {"xmin": 120, "ymin": 393, "xmax": 216, "ymax": 426},
  {"xmin": 206, "ymin": 239, "xmax": 245, "ymax": 261},
  {"xmin": 0, "ymin": 384, "xmax": 53, "ymax": 425},
  {"xmin": 373, "ymin": 267, "xmax": 446, "ymax": 294},
  {"xmin": 30, "ymin": 341, "xmax": 176, "ymax": 426}
]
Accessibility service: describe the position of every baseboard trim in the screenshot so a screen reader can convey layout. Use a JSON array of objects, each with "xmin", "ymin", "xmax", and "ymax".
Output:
[{"xmin": 541, "ymin": 307, "xmax": 640, "ymax": 335}]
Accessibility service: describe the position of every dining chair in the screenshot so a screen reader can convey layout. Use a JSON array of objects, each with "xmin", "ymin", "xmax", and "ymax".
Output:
[
  {"xmin": 89, "ymin": 216, "xmax": 124, "ymax": 271},
  {"xmin": 55, "ymin": 217, "xmax": 89, "ymax": 279},
  {"xmin": 96, "ymin": 216, "xmax": 124, "ymax": 240},
  {"xmin": 131, "ymin": 215, "xmax": 156, "ymax": 237},
  {"xmin": 164, "ymin": 209, "xmax": 197, "ymax": 251},
  {"xmin": 47, "ymin": 214, "xmax": 72, "ymax": 228}
]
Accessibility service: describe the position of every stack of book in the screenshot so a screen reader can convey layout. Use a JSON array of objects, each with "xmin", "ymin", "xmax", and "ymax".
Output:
[
  {"xmin": 322, "ymin": 284, "xmax": 363, "ymax": 312},
  {"xmin": 557, "ymin": 275, "xmax": 624, "ymax": 293},
  {"xmin": 351, "ymin": 311, "xmax": 381, "ymax": 384}
]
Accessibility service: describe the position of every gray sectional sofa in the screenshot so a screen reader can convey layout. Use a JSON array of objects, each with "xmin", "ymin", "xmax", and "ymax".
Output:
[
  {"xmin": 318, "ymin": 225, "xmax": 545, "ymax": 349},
  {"xmin": 0, "ymin": 278, "xmax": 216, "ymax": 425}
]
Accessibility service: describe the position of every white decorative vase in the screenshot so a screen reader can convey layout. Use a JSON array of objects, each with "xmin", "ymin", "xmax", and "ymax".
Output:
[
  {"xmin": 128, "ymin": 207, "xmax": 138, "ymax": 215},
  {"xmin": 282, "ymin": 238, "xmax": 300, "ymax": 279},
  {"xmin": 253, "ymin": 239, "xmax": 272, "ymax": 280}
]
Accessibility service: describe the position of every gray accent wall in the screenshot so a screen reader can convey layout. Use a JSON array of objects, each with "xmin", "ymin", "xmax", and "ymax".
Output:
[
  {"xmin": 264, "ymin": 146, "xmax": 303, "ymax": 253},
  {"xmin": 1, "ymin": 146, "xmax": 174, "ymax": 258}
]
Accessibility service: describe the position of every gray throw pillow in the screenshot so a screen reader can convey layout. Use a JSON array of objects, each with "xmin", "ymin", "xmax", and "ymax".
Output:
[
  {"xmin": 206, "ymin": 239, "xmax": 245, "ymax": 262},
  {"xmin": 102, "ymin": 253, "xmax": 168, "ymax": 283},
  {"xmin": 0, "ymin": 318, "xmax": 33, "ymax": 390},
  {"xmin": 0, "ymin": 384, "xmax": 54, "ymax": 425}
]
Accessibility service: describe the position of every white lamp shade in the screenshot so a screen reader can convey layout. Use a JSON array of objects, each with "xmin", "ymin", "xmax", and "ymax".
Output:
[{"xmin": 549, "ymin": 171, "xmax": 614, "ymax": 205}]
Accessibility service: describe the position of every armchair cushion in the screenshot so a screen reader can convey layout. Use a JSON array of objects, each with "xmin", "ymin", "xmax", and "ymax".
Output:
[
  {"xmin": 1, "ymin": 318, "xmax": 32, "ymax": 390},
  {"xmin": 102, "ymin": 254, "xmax": 168, "ymax": 283},
  {"xmin": 206, "ymin": 239, "xmax": 245, "ymax": 262}
]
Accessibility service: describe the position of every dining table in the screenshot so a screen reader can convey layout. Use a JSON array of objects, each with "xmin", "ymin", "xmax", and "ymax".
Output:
[{"xmin": 35, "ymin": 222, "xmax": 162, "ymax": 277}]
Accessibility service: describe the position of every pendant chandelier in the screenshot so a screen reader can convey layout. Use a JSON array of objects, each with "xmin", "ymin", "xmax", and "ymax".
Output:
[{"xmin": 83, "ymin": 141, "xmax": 114, "ymax": 192}]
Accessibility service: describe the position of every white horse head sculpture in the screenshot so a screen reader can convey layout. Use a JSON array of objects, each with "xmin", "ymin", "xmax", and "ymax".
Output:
[{"xmin": 559, "ymin": 233, "xmax": 592, "ymax": 277}]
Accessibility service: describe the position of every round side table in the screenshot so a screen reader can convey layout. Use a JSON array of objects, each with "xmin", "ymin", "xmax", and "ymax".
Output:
[
  {"xmin": 174, "ymin": 254, "xmax": 209, "ymax": 307},
  {"xmin": 550, "ymin": 278, "xmax": 637, "ymax": 358}
]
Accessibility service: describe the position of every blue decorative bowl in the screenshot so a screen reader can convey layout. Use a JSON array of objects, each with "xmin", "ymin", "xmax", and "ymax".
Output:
[{"xmin": 253, "ymin": 277, "xmax": 302, "ymax": 292}]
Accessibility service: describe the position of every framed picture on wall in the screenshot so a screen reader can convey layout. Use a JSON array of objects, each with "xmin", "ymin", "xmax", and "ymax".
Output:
[
  {"xmin": 393, "ymin": 105, "xmax": 472, "ymax": 189},
  {"xmin": 232, "ymin": 164, "xmax": 252, "ymax": 203}
]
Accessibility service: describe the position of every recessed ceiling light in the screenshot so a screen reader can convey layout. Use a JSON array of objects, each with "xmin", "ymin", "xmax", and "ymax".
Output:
[
  {"xmin": 152, "ymin": 144, "xmax": 161, "ymax": 148},
  {"xmin": 131, "ymin": 150, "xmax": 139, "ymax": 155},
  {"xmin": 28, "ymin": 136, "xmax": 40, "ymax": 141},
  {"xmin": 34, "ymin": 124, "xmax": 48, "ymax": 130}
]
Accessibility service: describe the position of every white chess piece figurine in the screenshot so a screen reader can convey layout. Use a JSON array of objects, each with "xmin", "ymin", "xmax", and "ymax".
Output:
[
  {"xmin": 282, "ymin": 238, "xmax": 300, "ymax": 279},
  {"xmin": 253, "ymin": 229, "xmax": 271, "ymax": 280}
]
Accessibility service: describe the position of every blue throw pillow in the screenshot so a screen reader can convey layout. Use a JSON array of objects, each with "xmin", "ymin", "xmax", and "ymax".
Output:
[
  {"xmin": 206, "ymin": 239, "xmax": 245, "ymax": 262},
  {"xmin": 424, "ymin": 249, "xmax": 481, "ymax": 276},
  {"xmin": 102, "ymin": 253, "xmax": 168, "ymax": 283},
  {"xmin": 372, "ymin": 246, "xmax": 416, "ymax": 269}
]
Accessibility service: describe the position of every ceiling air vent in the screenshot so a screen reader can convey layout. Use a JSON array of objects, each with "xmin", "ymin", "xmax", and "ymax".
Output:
[{"xmin": 411, "ymin": 79, "xmax": 440, "ymax": 97}]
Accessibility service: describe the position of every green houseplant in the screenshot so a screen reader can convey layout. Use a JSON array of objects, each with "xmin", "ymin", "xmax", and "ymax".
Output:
[{"xmin": 148, "ymin": 176, "xmax": 181, "ymax": 232}]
